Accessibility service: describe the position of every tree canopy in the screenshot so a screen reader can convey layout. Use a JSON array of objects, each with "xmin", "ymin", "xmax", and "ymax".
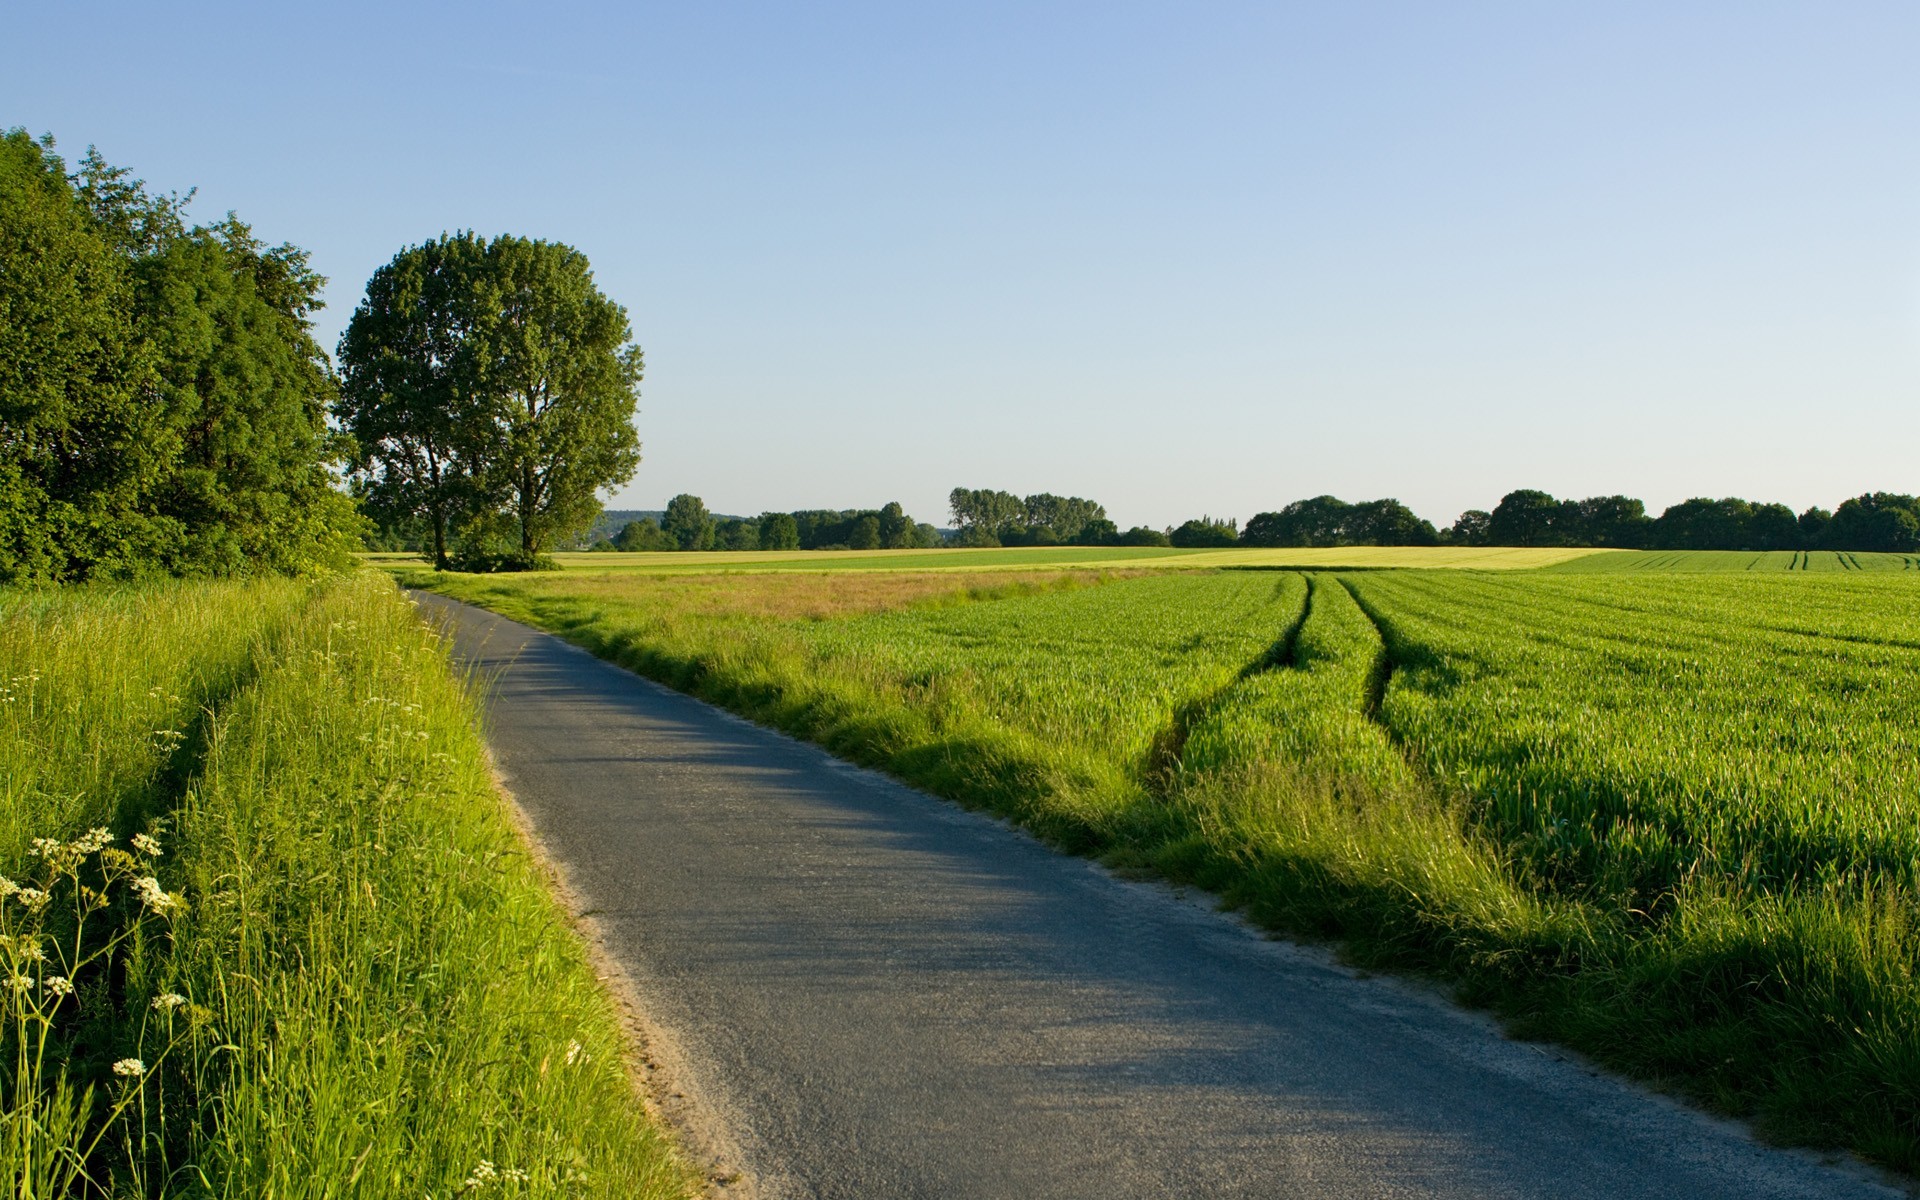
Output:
[
  {"xmin": 338, "ymin": 233, "xmax": 642, "ymax": 568},
  {"xmin": 0, "ymin": 129, "xmax": 361, "ymax": 583},
  {"xmin": 1241, "ymin": 497, "xmax": 1437, "ymax": 548},
  {"xmin": 948, "ymin": 487, "xmax": 1110, "ymax": 546}
]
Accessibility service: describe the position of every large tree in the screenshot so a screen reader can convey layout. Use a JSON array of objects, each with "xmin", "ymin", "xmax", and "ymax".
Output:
[
  {"xmin": 758, "ymin": 511, "xmax": 801, "ymax": 550},
  {"xmin": 337, "ymin": 233, "xmax": 494, "ymax": 568},
  {"xmin": 477, "ymin": 236, "xmax": 643, "ymax": 561},
  {"xmin": 339, "ymin": 233, "xmax": 643, "ymax": 566},
  {"xmin": 1, "ymin": 130, "xmax": 359, "ymax": 582},
  {"xmin": 136, "ymin": 214, "xmax": 361, "ymax": 576},
  {"xmin": 662, "ymin": 493, "xmax": 714, "ymax": 550},
  {"xmin": 0, "ymin": 131, "xmax": 167, "ymax": 580}
]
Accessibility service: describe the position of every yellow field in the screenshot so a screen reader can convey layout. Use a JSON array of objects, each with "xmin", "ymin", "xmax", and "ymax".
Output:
[{"xmin": 369, "ymin": 545, "xmax": 1613, "ymax": 574}]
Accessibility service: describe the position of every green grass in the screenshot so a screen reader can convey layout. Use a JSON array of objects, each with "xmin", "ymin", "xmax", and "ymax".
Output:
[
  {"xmin": 0, "ymin": 574, "xmax": 694, "ymax": 1197},
  {"xmin": 1546, "ymin": 548, "xmax": 1920, "ymax": 571},
  {"xmin": 407, "ymin": 561, "xmax": 1920, "ymax": 1173}
]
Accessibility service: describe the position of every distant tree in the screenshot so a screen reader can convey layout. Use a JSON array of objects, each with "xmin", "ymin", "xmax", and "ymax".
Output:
[
  {"xmin": 1241, "ymin": 496, "xmax": 1350, "ymax": 547},
  {"xmin": 1240, "ymin": 511, "xmax": 1291, "ymax": 547},
  {"xmin": 1447, "ymin": 510, "xmax": 1493, "ymax": 546},
  {"xmin": 847, "ymin": 515, "xmax": 883, "ymax": 550},
  {"xmin": 1488, "ymin": 490, "xmax": 1562, "ymax": 546},
  {"xmin": 948, "ymin": 487, "xmax": 1027, "ymax": 541},
  {"xmin": 1569, "ymin": 495, "xmax": 1652, "ymax": 548},
  {"xmin": 1116, "ymin": 525, "xmax": 1171, "ymax": 547},
  {"xmin": 877, "ymin": 501, "xmax": 915, "ymax": 548},
  {"xmin": 1073, "ymin": 517, "xmax": 1119, "ymax": 546},
  {"xmin": 662, "ymin": 493, "xmax": 714, "ymax": 550},
  {"xmin": 758, "ymin": 511, "xmax": 800, "ymax": 550},
  {"xmin": 1798, "ymin": 506, "xmax": 1832, "ymax": 548},
  {"xmin": 1171, "ymin": 517, "xmax": 1238, "ymax": 548},
  {"xmin": 912, "ymin": 523, "xmax": 943, "ymax": 547},
  {"xmin": 1747, "ymin": 502, "xmax": 1799, "ymax": 551},
  {"xmin": 955, "ymin": 525, "xmax": 1002, "ymax": 548},
  {"xmin": 714, "ymin": 517, "xmax": 759, "ymax": 551},
  {"xmin": 1345, "ymin": 498, "xmax": 1438, "ymax": 546},
  {"xmin": 1023, "ymin": 493, "xmax": 1106, "ymax": 542},
  {"xmin": 1654, "ymin": 497, "xmax": 1754, "ymax": 550},
  {"xmin": 1825, "ymin": 493, "xmax": 1920, "ymax": 552},
  {"xmin": 612, "ymin": 517, "xmax": 674, "ymax": 551}
]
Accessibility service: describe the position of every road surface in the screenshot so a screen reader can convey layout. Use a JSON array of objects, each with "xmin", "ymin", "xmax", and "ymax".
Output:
[{"xmin": 416, "ymin": 591, "xmax": 1901, "ymax": 1200}]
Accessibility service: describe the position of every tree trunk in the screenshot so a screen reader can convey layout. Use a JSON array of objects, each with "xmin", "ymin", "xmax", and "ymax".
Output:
[{"xmin": 520, "ymin": 467, "xmax": 536, "ymax": 559}]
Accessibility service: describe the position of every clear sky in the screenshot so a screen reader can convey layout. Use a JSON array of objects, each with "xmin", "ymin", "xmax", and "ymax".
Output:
[{"xmin": 8, "ymin": 2, "xmax": 1917, "ymax": 530}]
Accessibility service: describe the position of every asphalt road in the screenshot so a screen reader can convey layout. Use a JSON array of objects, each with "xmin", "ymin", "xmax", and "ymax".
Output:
[{"xmin": 417, "ymin": 591, "xmax": 1904, "ymax": 1200}]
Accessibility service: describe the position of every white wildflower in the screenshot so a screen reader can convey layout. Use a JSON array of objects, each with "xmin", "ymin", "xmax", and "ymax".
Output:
[
  {"xmin": 111, "ymin": 1058, "xmax": 145, "ymax": 1078},
  {"xmin": 132, "ymin": 877, "xmax": 178, "ymax": 913},
  {"xmin": 502, "ymin": 1167, "xmax": 528, "ymax": 1182},
  {"xmin": 7, "ymin": 975, "xmax": 30, "ymax": 993},
  {"xmin": 151, "ymin": 992, "xmax": 186, "ymax": 1011},
  {"xmin": 43, "ymin": 976, "xmax": 71, "ymax": 998},
  {"xmin": 564, "ymin": 1039, "xmax": 583, "ymax": 1067},
  {"xmin": 15, "ymin": 889, "xmax": 48, "ymax": 911},
  {"xmin": 17, "ymin": 940, "xmax": 45, "ymax": 963},
  {"xmin": 72, "ymin": 827, "xmax": 112, "ymax": 854},
  {"xmin": 27, "ymin": 838, "xmax": 60, "ymax": 858},
  {"xmin": 131, "ymin": 833, "xmax": 162, "ymax": 857},
  {"xmin": 0, "ymin": 878, "xmax": 19, "ymax": 898}
]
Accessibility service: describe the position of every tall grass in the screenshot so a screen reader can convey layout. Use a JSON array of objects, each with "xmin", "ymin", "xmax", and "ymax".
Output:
[
  {"xmin": 407, "ymin": 563, "xmax": 1920, "ymax": 1173},
  {"xmin": 0, "ymin": 575, "xmax": 693, "ymax": 1196}
]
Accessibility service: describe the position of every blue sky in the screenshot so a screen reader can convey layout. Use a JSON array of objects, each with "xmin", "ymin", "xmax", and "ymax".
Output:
[{"xmin": 8, "ymin": 2, "xmax": 1917, "ymax": 529}]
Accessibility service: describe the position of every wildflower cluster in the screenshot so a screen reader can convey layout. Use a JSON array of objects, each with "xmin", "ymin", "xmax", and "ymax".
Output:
[
  {"xmin": 459, "ymin": 1159, "xmax": 531, "ymax": 1191},
  {"xmin": 0, "ymin": 671, "xmax": 42, "ymax": 709},
  {"xmin": 0, "ymin": 814, "xmax": 204, "ymax": 1195}
]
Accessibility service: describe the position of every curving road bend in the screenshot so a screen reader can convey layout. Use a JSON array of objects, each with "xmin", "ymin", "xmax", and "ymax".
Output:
[{"xmin": 416, "ymin": 592, "xmax": 1903, "ymax": 1200}]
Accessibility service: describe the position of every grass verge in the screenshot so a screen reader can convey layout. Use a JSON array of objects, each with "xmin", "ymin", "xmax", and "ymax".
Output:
[{"xmin": 0, "ymin": 573, "xmax": 695, "ymax": 1197}]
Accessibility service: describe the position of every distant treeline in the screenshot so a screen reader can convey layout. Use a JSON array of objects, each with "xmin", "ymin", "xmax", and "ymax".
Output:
[
  {"xmin": 595, "ymin": 494, "xmax": 942, "ymax": 552},
  {"xmin": 1246, "ymin": 490, "xmax": 1920, "ymax": 553},
  {"xmin": 587, "ymin": 487, "xmax": 1920, "ymax": 556}
]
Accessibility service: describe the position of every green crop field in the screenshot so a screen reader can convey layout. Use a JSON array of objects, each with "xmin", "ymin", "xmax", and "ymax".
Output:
[
  {"xmin": 1547, "ymin": 549, "xmax": 1920, "ymax": 572},
  {"xmin": 0, "ymin": 576, "xmax": 692, "ymax": 1197},
  {"xmin": 409, "ymin": 559, "xmax": 1920, "ymax": 1171}
]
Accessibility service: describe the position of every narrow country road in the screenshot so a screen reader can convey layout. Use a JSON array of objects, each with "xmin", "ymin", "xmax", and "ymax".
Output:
[{"xmin": 417, "ymin": 592, "xmax": 1902, "ymax": 1200}]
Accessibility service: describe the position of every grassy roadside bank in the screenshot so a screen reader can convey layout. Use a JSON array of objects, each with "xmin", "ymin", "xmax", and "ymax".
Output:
[
  {"xmin": 403, "ymin": 564, "xmax": 1920, "ymax": 1175},
  {"xmin": 0, "ymin": 573, "xmax": 693, "ymax": 1196}
]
